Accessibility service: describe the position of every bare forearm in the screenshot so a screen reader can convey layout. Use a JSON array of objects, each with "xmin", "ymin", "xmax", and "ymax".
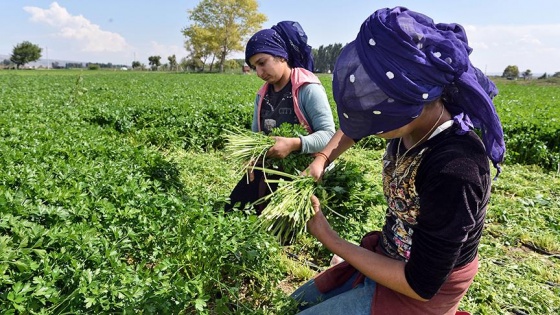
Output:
[
  {"xmin": 268, "ymin": 136, "xmax": 302, "ymax": 158},
  {"xmin": 320, "ymin": 129, "xmax": 355, "ymax": 161},
  {"xmin": 309, "ymin": 129, "xmax": 355, "ymax": 173}
]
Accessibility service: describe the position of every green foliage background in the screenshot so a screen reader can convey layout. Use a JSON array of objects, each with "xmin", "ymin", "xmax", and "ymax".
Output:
[{"xmin": 0, "ymin": 70, "xmax": 558, "ymax": 314}]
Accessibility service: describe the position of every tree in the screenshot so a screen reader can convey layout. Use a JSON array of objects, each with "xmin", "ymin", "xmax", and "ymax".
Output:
[
  {"xmin": 552, "ymin": 72, "xmax": 560, "ymax": 78},
  {"xmin": 233, "ymin": 58, "xmax": 245, "ymax": 68},
  {"xmin": 522, "ymin": 69, "xmax": 532, "ymax": 80},
  {"xmin": 502, "ymin": 65, "xmax": 519, "ymax": 79},
  {"xmin": 132, "ymin": 61, "xmax": 141, "ymax": 69},
  {"xmin": 66, "ymin": 62, "xmax": 84, "ymax": 69},
  {"xmin": 183, "ymin": 0, "xmax": 266, "ymax": 72},
  {"xmin": 212, "ymin": 59, "xmax": 241, "ymax": 72},
  {"xmin": 10, "ymin": 41, "xmax": 42, "ymax": 69},
  {"xmin": 2, "ymin": 59, "xmax": 14, "ymax": 69},
  {"xmin": 313, "ymin": 43, "xmax": 343, "ymax": 73},
  {"xmin": 181, "ymin": 56, "xmax": 204, "ymax": 72},
  {"xmin": 184, "ymin": 25, "xmax": 216, "ymax": 72},
  {"xmin": 51, "ymin": 61, "xmax": 63, "ymax": 69},
  {"xmin": 148, "ymin": 56, "xmax": 161, "ymax": 71},
  {"xmin": 168, "ymin": 55, "xmax": 178, "ymax": 72},
  {"xmin": 537, "ymin": 73, "xmax": 547, "ymax": 80}
]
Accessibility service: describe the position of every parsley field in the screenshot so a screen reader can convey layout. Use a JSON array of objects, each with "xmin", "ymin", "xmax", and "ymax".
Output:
[{"xmin": 0, "ymin": 70, "xmax": 558, "ymax": 314}]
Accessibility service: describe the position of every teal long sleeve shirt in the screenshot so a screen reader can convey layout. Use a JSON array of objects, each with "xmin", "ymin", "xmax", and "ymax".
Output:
[{"xmin": 251, "ymin": 83, "xmax": 335, "ymax": 154}]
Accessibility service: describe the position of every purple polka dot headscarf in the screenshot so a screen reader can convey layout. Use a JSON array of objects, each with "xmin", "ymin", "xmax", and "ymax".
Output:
[
  {"xmin": 245, "ymin": 21, "xmax": 314, "ymax": 72},
  {"xmin": 334, "ymin": 7, "xmax": 505, "ymax": 173}
]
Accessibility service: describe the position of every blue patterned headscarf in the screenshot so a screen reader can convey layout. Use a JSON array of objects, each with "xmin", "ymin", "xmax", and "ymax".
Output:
[
  {"xmin": 245, "ymin": 21, "xmax": 314, "ymax": 71},
  {"xmin": 333, "ymin": 7, "xmax": 505, "ymax": 173}
]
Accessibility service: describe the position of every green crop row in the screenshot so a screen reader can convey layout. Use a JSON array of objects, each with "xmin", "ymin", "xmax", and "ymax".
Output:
[
  {"xmin": 0, "ymin": 71, "xmax": 558, "ymax": 313},
  {"xmin": 0, "ymin": 72, "xmax": 292, "ymax": 313},
  {"xmin": 492, "ymin": 81, "xmax": 560, "ymax": 170}
]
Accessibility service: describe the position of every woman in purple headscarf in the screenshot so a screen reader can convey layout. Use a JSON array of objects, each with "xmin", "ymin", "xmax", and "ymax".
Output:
[
  {"xmin": 291, "ymin": 7, "xmax": 505, "ymax": 315},
  {"xmin": 224, "ymin": 21, "xmax": 335, "ymax": 215}
]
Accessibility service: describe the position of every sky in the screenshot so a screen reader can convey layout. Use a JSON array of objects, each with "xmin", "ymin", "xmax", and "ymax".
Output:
[{"xmin": 2, "ymin": 0, "xmax": 560, "ymax": 74}]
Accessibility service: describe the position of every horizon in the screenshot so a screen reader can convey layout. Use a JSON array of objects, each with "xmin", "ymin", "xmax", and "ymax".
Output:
[{"xmin": 1, "ymin": 53, "xmax": 552, "ymax": 78}]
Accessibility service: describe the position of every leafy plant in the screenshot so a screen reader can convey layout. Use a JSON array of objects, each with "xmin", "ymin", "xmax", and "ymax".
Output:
[{"xmin": 1, "ymin": 71, "xmax": 558, "ymax": 314}]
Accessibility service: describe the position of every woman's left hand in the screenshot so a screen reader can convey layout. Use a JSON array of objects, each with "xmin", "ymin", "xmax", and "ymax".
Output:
[{"xmin": 267, "ymin": 136, "xmax": 300, "ymax": 159}]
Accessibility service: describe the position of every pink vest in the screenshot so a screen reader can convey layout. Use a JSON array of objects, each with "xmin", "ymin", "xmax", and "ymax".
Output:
[{"xmin": 255, "ymin": 68, "xmax": 321, "ymax": 134}]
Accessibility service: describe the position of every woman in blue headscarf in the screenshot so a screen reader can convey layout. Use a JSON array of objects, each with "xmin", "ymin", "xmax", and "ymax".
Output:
[
  {"xmin": 224, "ymin": 21, "xmax": 335, "ymax": 215},
  {"xmin": 291, "ymin": 7, "xmax": 505, "ymax": 315}
]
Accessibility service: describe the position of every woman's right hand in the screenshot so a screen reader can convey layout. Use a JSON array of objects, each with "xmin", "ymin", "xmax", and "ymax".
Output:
[
  {"xmin": 307, "ymin": 195, "xmax": 332, "ymax": 240},
  {"xmin": 303, "ymin": 155, "xmax": 328, "ymax": 181},
  {"xmin": 267, "ymin": 136, "xmax": 301, "ymax": 159}
]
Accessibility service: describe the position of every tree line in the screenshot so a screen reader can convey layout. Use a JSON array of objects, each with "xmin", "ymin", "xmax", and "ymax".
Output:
[
  {"xmin": 5, "ymin": 0, "xmax": 343, "ymax": 73},
  {"xmin": 7, "ymin": 0, "xmax": 559, "ymax": 76},
  {"xmin": 181, "ymin": 0, "xmax": 345, "ymax": 73},
  {"xmin": 7, "ymin": 37, "xmax": 559, "ymax": 77},
  {"xmin": 502, "ymin": 65, "xmax": 560, "ymax": 80},
  {"xmin": 3, "ymin": 41, "xmax": 128, "ymax": 70},
  {"xmin": 1, "ymin": 0, "xmax": 344, "ymax": 73}
]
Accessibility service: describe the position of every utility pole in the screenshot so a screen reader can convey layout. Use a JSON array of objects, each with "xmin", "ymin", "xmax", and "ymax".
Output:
[{"xmin": 46, "ymin": 46, "xmax": 49, "ymax": 69}]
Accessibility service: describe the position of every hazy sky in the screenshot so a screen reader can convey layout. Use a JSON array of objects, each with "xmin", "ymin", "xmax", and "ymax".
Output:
[{"xmin": 2, "ymin": 1, "xmax": 560, "ymax": 74}]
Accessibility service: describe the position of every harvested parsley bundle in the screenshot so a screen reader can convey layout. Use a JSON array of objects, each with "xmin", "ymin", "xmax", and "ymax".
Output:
[
  {"xmin": 252, "ymin": 167, "xmax": 319, "ymax": 244},
  {"xmin": 223, "ymin": 127, "xmax": 275, "ymax": 176},
  {"xmin": 224, "ymin": 124, "xmax": 335, "ymax": 244},
  {"xmin": 223, "ymin": 123, "xmax": 313, "ymax": 176}
]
